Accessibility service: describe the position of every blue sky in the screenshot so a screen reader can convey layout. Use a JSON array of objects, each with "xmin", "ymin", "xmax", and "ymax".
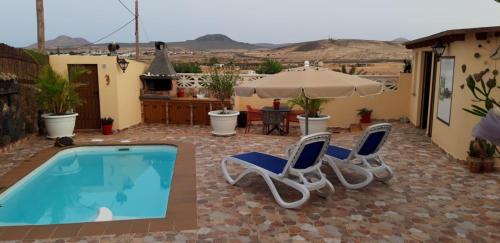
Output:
[{"xmin": 1, "ymin": 0, "xmax": 499, "ymax": 47}]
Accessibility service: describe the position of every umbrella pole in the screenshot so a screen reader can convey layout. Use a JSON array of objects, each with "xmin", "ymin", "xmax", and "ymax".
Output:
[{"xmin": 305, "ymin": 97, "xmax": 309, "ymax": 135}]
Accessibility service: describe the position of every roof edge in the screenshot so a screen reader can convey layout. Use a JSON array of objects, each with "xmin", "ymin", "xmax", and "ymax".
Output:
[{"xmin": 405, "ymin": 26, "xmax": 500, "ymax": 49}]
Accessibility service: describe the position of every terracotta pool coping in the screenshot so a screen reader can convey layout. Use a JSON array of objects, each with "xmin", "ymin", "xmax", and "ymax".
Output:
[{"xmin": 0, "ymin": 141, "xmax": 197, "ymax": 240}]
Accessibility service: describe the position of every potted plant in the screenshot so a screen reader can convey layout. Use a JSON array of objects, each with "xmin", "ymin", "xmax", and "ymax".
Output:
[
  {"xmin": 357, "ymin": 108, "xmax": 373, "ymax": 123},
  {"xmin": 36, "ymin": 66, "xmax": 87, "ymax": 139},
  {"xmin": 205, "ymin": 67, "xmax": 240, "ymax": 136},
  {"xmin": 288, "ymin": 94, "xmax": 329, "ymax": 135},
  {"xmin": 101, "ymin": 117, "xmax": 114, "ymax": 135},
  {"xmin": 467, "ymin": 139, "xmax": 496, "ymax": 173}
]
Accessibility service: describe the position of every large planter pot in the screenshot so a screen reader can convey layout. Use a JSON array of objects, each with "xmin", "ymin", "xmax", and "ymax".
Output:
[
  {"xmin": 297, "ymin": 115, "xmax": 331, "ymax": 135},
  {"xmin": 209, "ymin": 110, "xmax": 240, "ymax": 136},
  {"xmin": 41, "ymin": 113, "xmax": 78, "ymax": 139},
  {"xmin": 483, "ymin": 158, "xmax": 495, "ymax": 173},
  {"xmin": 467, "ymin": 156, "xmax": 483, "ymax": 173}
]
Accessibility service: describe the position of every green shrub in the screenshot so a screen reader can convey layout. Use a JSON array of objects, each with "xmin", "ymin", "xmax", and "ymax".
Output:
[
  {"xmin": 208, "ymin": 57, "xmax": 219, "ymax": 66},
  {"xmin": 256, "ymin": 59, "xmax": 282, "ymax": 74},
  {"xmin": 173, "ymin": 62, "xmax": 202, "ymax": 73}
]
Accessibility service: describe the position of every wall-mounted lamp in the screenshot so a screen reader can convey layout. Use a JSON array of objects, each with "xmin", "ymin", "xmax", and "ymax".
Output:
[
  {"xmin": 432, "ymin": 41, "xmax": 446, "ymax": 60},
  {"xmin": 116, "ymin": 56, "xmax": 129, "ymax": 73}
]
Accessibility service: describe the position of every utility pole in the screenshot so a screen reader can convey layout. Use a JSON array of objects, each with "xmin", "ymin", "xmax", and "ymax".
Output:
[
  {"xmin": 36, "ymin": 0, "xmax": 45, "ymax": 52},
  {"xmin": 135, "ymin": 0, "xmax": 139, "ymax": 60}
]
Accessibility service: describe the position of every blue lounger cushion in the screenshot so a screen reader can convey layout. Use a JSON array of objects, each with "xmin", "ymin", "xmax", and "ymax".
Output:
[
  {"xmin": 358, "ymin": 131, "xmax": 386, "ymax": 155},
  {"xmin": 232, "ymin": 152, "xmax": 287, "ymax": 174},
  {"xmin": 327, "ymin": 145, "xmax": 352, "ymax": 160}
]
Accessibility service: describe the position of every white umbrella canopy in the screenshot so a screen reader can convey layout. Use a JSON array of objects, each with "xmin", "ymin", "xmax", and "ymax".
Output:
[
  {"xmin": 235, "ymin": 67, "xmax": 383, "ymax": 99},
  {"xmin": 235, "ymin": 67, "xmax": 384, "ymax": 135}
]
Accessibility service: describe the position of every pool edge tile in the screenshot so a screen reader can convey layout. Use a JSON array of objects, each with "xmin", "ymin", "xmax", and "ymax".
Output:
[{"xmin": 0, "ymin": 226, "xmax": 32, "ymax": 241}]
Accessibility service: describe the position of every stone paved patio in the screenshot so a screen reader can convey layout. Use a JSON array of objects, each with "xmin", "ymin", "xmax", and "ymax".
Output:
[{"xmin": 0, "ymin": 123, "xmax": 499, "ymax": 242}]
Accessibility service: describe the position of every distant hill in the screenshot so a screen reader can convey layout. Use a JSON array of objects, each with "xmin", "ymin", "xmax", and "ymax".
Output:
[
  {"xmin": 391, "ymin": 37, "xmax": 409, "ymax": 43},
  {"xmin": 243, "ymin": 39, "xmax": 412, "ymax": 63},
  {"xmin": 253, "ymin": 43, "xmax": 289, "ymax": 49},
  {"xmin": 167, "ymin": 34, "xmax": 261, "ymax": 50},
  {"xmin": 27, "ymin": 35, "xmax": 90, "ymax": 49}
]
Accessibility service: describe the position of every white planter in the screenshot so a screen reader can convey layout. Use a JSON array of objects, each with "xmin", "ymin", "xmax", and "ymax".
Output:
[
  {"xmin": 42, "ymin": 113, "xmax": 78, "ymax": 139},
  {"xmin": 209, "ymin": 110, "xmax": 240, "ymax": 136},
  {"xmin": 297, "ymin": 115, "xmax": 331, "ymax": 135}
]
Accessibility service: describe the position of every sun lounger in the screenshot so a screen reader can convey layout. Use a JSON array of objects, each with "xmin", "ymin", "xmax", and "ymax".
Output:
[{"xmin": 221, "ymin": 132, "xmax": 334, "ymax": 208}]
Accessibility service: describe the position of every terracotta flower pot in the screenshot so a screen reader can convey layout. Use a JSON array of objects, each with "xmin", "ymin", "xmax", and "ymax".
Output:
[
  {"xmin": 467, "ymin": 156, "xmax": 483, "ymax": 173},
  {"xmin": 360, "ymin": 112, "xmax": 372, "ymax": 123},
  {"xmin": 177, "ymin": 89, "xmax": 185, "ymax": 97},
  {"xmin": 482, "ymin": 158, "xmax": 495, "ymax": 173},
  {"xmin": 102, "ymin": 124, "xmax": 113, "ymax": 135},
  {"xmin": 273, "ymin": 101, "xmax": 280, "ymax": 109}
]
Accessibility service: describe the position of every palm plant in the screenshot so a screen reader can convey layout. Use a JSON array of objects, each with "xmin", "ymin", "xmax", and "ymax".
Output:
[
  {"xmin": 36, "ymin": 65, "xmax": 88, "ymax": 115},
  {"xmin": 287, "ymin": 94, "xmax": 328, "ymax": 117},
  {"xmin": 204, "ymin": 67, "xmax": 238, "ymax": 114}
]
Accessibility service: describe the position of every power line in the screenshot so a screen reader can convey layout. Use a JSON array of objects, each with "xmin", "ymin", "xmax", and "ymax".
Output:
[
  {"xmin": 90, "ymin": 17, "xmax": 135, "ymax": 45},
  {"xmin": 117, "ymin": 0, "xmax": 135, "ymax": 16},
  {"xmin": 117, "ymin": 0, "xmax": 150, "ymax": 41}
]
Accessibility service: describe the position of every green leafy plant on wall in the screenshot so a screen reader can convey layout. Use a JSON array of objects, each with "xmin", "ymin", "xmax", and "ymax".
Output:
[
  {"xmin": 463, "ymin": 68, "xmax": 499, "ymax": 117},
  {"xmin": 463, "ymin": 68, "xmax": 499, "ymax": 157}
]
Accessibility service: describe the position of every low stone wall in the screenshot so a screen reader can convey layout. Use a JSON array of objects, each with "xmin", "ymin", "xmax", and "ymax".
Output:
[{"xmin": 0, "ymin": 82, "xmax": 39, "ymax": 146}]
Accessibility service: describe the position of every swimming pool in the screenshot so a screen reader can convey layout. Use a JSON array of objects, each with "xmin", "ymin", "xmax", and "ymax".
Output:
[{"xmin": 0, "ymin": 145, "xmax": 177, "ymax": 226}]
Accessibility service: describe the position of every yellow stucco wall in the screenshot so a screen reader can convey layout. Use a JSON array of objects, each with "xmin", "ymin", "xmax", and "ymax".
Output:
[
  {"xmin": 409, "ymin": 33, "xmax": 499, "ymax": 161},
  {"xmin": 235, "ymin": 73, "xmax": 412, "ymax": 128},
  {"xmin": 49, "ymin": 55, "xmax": 146, "ymax": 130}
]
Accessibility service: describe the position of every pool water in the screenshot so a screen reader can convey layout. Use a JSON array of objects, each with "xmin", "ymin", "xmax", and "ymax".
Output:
[{"xmin": 0, "ymin": 145, "xmax": 177, "ymax": 226}]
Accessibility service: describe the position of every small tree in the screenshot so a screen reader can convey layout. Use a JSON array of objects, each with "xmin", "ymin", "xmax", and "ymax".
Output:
[
  {"xmin": 204, "ymin": 67, "xmax": 238, "ymax": 114},
  {"xmin": 256, "ymin": 59, "xmax": 282, "ymax": 74},
  {"xmin": 208, "ymin": 57, "xmax": 219, "ymax": 66}
]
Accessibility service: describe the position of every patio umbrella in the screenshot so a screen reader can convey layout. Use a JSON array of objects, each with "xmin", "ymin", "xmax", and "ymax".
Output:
[{"xmin": 235, "ymin": 67, "xmax": 384, "ymax": 134}]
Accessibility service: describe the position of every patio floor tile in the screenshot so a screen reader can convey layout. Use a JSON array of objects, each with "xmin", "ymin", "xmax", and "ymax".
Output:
[{"xmin": 0, "ymin": 123, "xmax": 499, "ymax": 241}]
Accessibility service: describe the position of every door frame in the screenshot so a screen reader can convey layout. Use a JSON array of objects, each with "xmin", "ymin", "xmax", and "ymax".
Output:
[
  {"xmin": 418, "ymin": 51, "xmax": 437, "ymax": 137},
  {"xmin": 68, "ymin": 64, "xmax": 101, "ymax": 130}
]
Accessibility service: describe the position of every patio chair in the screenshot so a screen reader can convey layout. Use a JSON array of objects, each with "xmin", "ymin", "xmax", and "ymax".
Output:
[
  {"xmin": 221, "ymin": 132, "xmax": 334, "ymax": 208},
  {"xmin": 286, "ymin": 110, "xmax": 304, "ymax": 134},
  {"xmin": 324, "ymin": 123, "xmax": 393, "ymax": 189},
  {"xmin": 245, "ymin": 105, "xmax": 264, "ymax": 134}
]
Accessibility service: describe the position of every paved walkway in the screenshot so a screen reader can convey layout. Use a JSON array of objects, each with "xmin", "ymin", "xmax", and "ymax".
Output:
[{"xmin": 0, "ymin": 124, "xmax": 499, "ymax": 242}]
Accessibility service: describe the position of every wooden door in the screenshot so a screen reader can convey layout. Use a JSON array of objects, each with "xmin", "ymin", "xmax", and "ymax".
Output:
[
  {"xmin": 192, "ymin": 103, "xmax": 209, "ymax": 125},
  {"xmin": 168, "ymin": 102, "xmax": 191, "ymax": 125},
  {"xmin": 69, "ymin": 64, "xmax": 101, "ymax": 129},
  {"xmin": 143, "ymin": 101, "xmax": 166, "ymax": 123}
]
